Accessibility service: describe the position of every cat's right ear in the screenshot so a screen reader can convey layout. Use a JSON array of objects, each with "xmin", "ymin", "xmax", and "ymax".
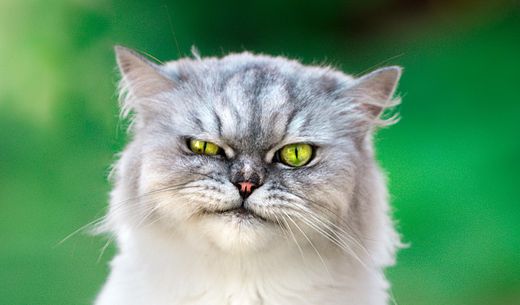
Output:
[{"xmin": 114, "ymin": 46, "xmax": 174, "ymax": 117}]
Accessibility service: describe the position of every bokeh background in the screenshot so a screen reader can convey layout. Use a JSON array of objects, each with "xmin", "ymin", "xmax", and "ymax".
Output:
[{"xmin": 1, "ymin": 0, "xmax": 519, "ymax": 304}]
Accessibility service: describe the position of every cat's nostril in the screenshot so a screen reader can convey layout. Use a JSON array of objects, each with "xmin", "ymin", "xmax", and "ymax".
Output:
[{"xmin": 235, "ymin": 181, "xmax": 257, "ymax": 199}]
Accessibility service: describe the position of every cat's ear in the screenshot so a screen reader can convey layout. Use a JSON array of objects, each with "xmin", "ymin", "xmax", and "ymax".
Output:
[
  {"xmin": 115, "ymin": 46, "xmax": 174, "ymax": 117},
  {"xmin": 349, "ymin": 66, "xmax": 402, "ymax": 124}
]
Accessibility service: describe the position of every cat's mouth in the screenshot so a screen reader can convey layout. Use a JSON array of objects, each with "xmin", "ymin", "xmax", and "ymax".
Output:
[{"xmin": 213, "ymin": 206, "xmax": 271, "ymax": 223}]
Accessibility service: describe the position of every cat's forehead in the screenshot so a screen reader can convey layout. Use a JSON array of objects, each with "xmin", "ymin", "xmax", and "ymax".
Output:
[
  {"xmin": 216, "ymin": 68, "xmax": 294, "ymax": 153},
  {"xmin": 177, "ymin": 56, "xmax": 338, "ymax": 153}
]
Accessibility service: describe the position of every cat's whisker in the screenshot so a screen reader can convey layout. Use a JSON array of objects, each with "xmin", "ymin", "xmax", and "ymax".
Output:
[
  {"xmin": 312, "ymin": 211, "xmax": 374, "ymax": 262},
  {"xmin": 100, "ymin": 185, "xmax": 195, "ymax": 226},
  {"xmin": 135, "ymin": 199, "xmax": 165, "ymax": 229},
  {"xmin": 283, "ymin": 211, "xmax": 332, "ymax": 278},
  {"xmin": 296, "ymin": 211, "xmax": 370, "ymax": 270},
  {"xmin": 97, "ymin": 237, "xmax": 114, "ymax": 263},
  {"xmin": 388, "ymin": 288, "xmax": 401, "ymax": 305},
  {"xmin": 141, "ymin": 210, "xmax": 173, "ymax": 228},
  {"xmin": 285, "ymin": 204, "xmax": 371, "ymax": 269},
  {"xmin": 290, "ymin": 192, "xmax": 379, "ymax": 244},
  {"xmin": 111, "ymin": 181, "xmax": 202, "ymax": 207},
  {"xmin": 281, "ymin": 192, "xmax": 351, "ymax": 228},
  {"xmin": 291, "ymin": 201, "xmax": 373, "ymax": 259},
  {"xmin": 56, "ymin": 216, "xmax": 106, "ymax": 246},
  {"xmin": 308, "ymin": 215, "xmax": 370, "ymax": 269},
  {"xmin": 288, "ymin": 208, "xmax": 350, "ymax": 252},
  {"xmin": 279, "ymin": 213, "xmax": 307, "ymax": 265},
  {"xmin": 272, "ymin": 213, "xmax": 290, "ymax": 242},
  {"xmin": 60, "ymin": 182, "xmax": 203, "ymax": 245},
  {"xmin": 297, "ymin": 202, "xmax": 381, "ymax": 268}
]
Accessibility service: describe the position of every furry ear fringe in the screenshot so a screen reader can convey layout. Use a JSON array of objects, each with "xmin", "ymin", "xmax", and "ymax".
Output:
[
  {"xmin": 117, "ymin": 75, "xmax": 133, "ymax": 120},
  {"xmin": 114, "ymin": 46, "xmax": 175, "ymax": 130},
  {"xmin": 116, "ymin": 69, "xmax": 174, "ymax": 133},
  {"xmin": 365, "ymin": 96, "xmax": 402, "ymax": 128}
]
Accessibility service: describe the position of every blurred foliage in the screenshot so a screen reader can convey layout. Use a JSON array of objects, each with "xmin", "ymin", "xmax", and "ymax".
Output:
[{"xmin": 0, "ymin": 0, "xmax": 519, "ymax": 304}]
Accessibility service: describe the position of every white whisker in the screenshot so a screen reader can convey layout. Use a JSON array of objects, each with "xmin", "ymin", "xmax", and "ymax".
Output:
[
  {"xmin": 288, "ymin": 204, "xmax": 371, "ymax": 270},
  {"xmin": 97, "ymin": 238, "xmax": 113, "ymax": 263},
  {"xmin": 279, "ymin": 213, "xmax": 306, "ymax": 264},
  {"xmin": 283, "ymin": 211, "xmax": 332, "ymax": 278}
]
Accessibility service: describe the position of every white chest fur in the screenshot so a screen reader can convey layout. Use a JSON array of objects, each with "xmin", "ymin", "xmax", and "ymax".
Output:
[{"xmin": 95, "ymin": 226, "xmax": 390, "ymax": 305}]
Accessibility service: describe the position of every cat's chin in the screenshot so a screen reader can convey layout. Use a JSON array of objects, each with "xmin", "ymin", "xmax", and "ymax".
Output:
[{"xmin": 193, "ymin": 210, "xmax": 281, "ymax": 254}]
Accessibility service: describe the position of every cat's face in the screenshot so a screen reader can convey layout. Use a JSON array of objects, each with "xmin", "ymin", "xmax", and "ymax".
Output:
[{"xmin": 114, "ymin": 47, "xmax": 401, "ymax": 253}]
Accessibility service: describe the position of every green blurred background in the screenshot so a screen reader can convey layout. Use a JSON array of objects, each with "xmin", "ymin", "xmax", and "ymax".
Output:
[{"xmin": 1, "ymin": 0, "xmax": 519, "ymax": 304}]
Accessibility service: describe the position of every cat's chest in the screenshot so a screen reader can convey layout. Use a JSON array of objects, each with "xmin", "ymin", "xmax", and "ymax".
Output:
[
  {"xmin": 152, "ymin": 271, "xmax": 310, "ymax": 305},
  {"xmin": 162, "ymin": 282, "xmax": 329, "ymax": 305},
  {"xmin": 106, "ymin": 254, "xmax": 336, "ymax": 305},
  {"xmin": 97, "ymin": 250, "xmax": 380, "ymax": 305},
  {"xmin": 123, "ymin": 275, "xmax": 303, "ymax": 305},
  {"xmin": 174, "ymin": 286, "xmax": 272, "ymax": 305},
  {"xmin": 167, "ymin": 281, "xmax": 357, "ymax": 305}
]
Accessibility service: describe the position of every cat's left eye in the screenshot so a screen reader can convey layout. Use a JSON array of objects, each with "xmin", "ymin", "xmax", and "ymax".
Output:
[
  {"xmin": 189, "ymin": 139, "xmax": 222, "ymax": 156},
  {"xmin": 275, "ymin": 143, "xmax": 314, "ymax": 167}
]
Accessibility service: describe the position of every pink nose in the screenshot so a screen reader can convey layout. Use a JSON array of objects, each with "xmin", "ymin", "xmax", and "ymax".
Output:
[{"xmin": 238, "ymin": 181, "xmax": 255, "ymax": 193}]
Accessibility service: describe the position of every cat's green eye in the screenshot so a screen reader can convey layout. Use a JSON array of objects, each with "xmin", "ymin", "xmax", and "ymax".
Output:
[
  {"xmin": 278, "ymin": 143, "xmax": 313, "ymax": 167},
  {"xmin": 189, "ymin": 139, "xmax": 221, "ymax": 156}
]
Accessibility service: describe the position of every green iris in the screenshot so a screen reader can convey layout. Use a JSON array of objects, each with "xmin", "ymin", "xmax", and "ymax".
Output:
[
  {"xmin": 189, "ymin": 139, "xmax": 221, "ymax": 156},
  {"xmin": 278, "ymin": 143, "xmax": 313, "ymax": 167}
]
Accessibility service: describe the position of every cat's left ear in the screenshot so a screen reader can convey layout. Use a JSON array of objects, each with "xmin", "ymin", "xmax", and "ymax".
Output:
[{"xmin": 349, "ymin": 66, "xmax": 402, "ymax": 122}]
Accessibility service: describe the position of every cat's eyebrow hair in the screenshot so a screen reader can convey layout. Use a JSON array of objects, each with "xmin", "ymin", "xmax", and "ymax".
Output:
[
  {"xmin": 265, "ymin": 107, "xmax": 298, "ymax": 152},
  {"xmin": 299, "ymin": 113, "xmax": 313, "ymax": 132},
  {"xmin": 283, "ymin": 107, "xmax": 298, "ymax": 136},
  {"xmin": 212, "ymin": 109, "xmax": 223, "ymax": 137},
  {"xmin": 188, "ymin": 111, "xmax": 203, "ymax": 130}
]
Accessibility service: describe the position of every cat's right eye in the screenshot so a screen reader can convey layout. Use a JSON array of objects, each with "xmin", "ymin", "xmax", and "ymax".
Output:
[{"xmin": 189, "ymin": 139, "xmax": 222, "ymax": 156}]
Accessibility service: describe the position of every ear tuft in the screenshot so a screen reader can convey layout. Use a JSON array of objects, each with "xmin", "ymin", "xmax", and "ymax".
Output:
[
  {"xmin": 350, "ymin": 66, "xmax": 402, "ymax": 121},
  {"xmin": 114, "ymin": 45, "xmax": 173, "ymax": 95},
  {"xmin": 114, "ymin": 46, "xmax": 175, "ymax": 118}
]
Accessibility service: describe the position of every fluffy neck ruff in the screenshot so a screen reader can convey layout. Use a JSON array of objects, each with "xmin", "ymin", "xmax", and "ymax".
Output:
[{"xmin": 96, "ymin": 218, "xmax": 392, "ymax": 305}]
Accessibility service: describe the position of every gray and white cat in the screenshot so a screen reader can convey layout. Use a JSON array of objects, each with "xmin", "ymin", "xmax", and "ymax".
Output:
[{"xmin": 95, "ymin": 46, "xmax": 403, "ymax": 305}]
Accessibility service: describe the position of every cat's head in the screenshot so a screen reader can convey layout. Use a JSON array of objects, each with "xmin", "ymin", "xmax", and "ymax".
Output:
[{"xmin": 111, "ymin": 46, "xmax": 401, "ymax": 255}]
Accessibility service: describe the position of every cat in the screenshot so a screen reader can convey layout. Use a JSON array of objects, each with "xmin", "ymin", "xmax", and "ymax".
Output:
[{"xmin": 94, "ymin": 46, "xmax": 403, "ymax": 305}]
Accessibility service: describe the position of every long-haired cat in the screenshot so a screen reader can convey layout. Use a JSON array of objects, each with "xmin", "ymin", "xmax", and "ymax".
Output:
[{"xmin": 95, "ymin": 46, "xmax": 403, "ymax": 305}]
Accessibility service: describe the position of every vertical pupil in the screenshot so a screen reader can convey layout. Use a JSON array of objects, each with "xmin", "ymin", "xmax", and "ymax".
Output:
[
  {"xmin": 294, "ymin": 146, "xmax": 298, "ymax": 160},
  {"xmin": 203, "ymin": 141, "xmax": 207, "ymax": 153}
]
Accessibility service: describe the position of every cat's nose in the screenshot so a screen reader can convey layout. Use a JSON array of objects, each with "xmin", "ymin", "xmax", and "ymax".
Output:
[
  {"xmin": 230, "ymin": 157, "xmax": 265, "ymax": 198},
  {"xmin": 235, "ymin": 180, "xmax": 257, "ymax": 199}
]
